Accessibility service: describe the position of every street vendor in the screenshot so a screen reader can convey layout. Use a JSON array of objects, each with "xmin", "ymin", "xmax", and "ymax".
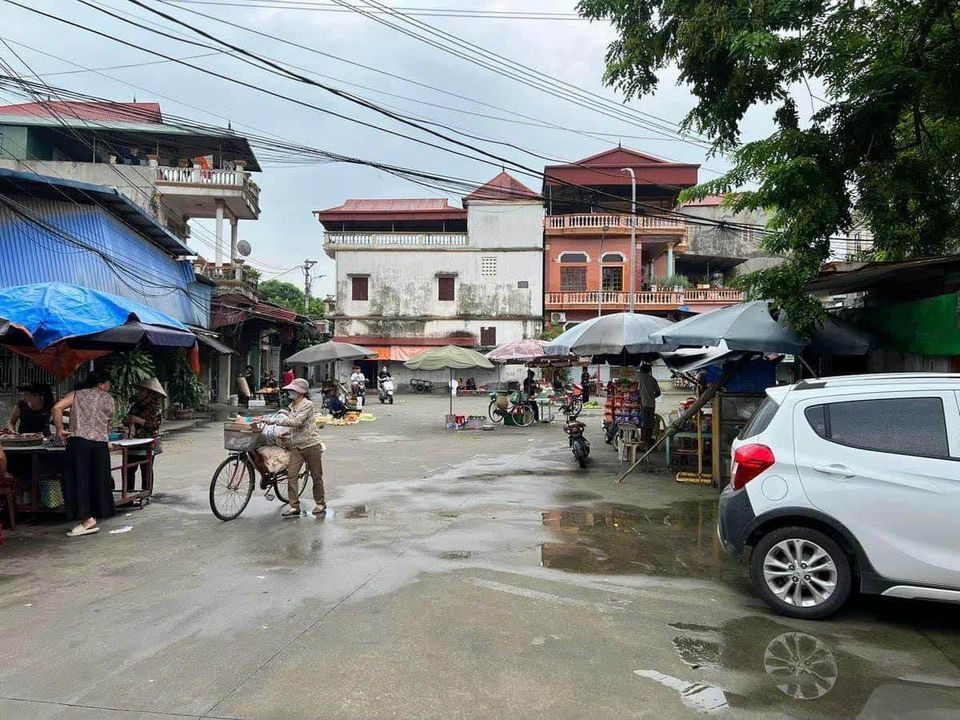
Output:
[
  {"xmin": 255, "ymin": 378, "xmax": 326, "ymax": 519},
  {"xmin": 123, "ymin": 377, "xmax": 165, "ymax": 492},
  {"xmin": 523, "ymin": 369, "xmax": 540, "ymax": 422},
  {"xmin": 7, "ymin": 382, "xmax": 54, "ymax": 436},
  {"xmin": 638, "ymin": 363, "xmax": 662, "ymax": 446},
  {"xmin": 53, "ymin": 371, "xmax": 116, "ymax": 538}
]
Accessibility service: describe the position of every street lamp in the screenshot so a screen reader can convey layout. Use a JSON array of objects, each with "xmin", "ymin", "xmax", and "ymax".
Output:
[
  {"xmin": 621, "ymin": 167, "xmax": 637, "ymax": 313},
  {"xmin": 597, "ymin": 224, "xmax": 610, "ymax": 318}
]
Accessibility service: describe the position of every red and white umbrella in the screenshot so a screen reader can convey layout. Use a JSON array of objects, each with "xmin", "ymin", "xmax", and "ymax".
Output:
[{"xmin": 485, "ymin": 339, "xmax": 550, "ymax": 364}]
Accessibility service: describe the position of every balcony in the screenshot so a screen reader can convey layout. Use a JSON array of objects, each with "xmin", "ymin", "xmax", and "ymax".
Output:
[
  {"xmin": 196, "ymin": 261, "xmax": 259, "ymax": 300},
  {"xmin": 545, "ymin": 214, "xmax": 686, "ymax": 236},
  {"xmin": 545, "ymin": 288, "xmax": 744, "ymax": 312},
  {"xmin": 155, "ymin": 166, "xmax": 261, "ymax": 220},
  {"xmin": 324, "ymin": 231, "xmax": 469, "ymax": 257}
]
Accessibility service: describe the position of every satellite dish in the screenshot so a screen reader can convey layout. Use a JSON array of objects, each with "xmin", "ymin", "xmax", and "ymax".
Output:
[{"xmin": 236, "ymin": 239, "xmax": 252, "ymax": 257}]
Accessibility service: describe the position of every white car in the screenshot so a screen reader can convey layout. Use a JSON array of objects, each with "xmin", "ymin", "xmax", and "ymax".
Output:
[{"xmin": 718, "ymin": 373, "xmax": 960, "ymax": 619}]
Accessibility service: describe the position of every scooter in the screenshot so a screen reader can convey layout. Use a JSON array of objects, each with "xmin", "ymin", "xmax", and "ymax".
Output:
[
  {"xmin": 378, "ymin": 377, "xmax": 395, "ymax": 404},
  {"xmin": 563, "ymin": 412, "xmax": 590, "ymax": 468}
]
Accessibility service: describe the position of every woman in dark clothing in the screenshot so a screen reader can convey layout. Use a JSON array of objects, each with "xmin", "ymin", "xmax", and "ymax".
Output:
[
  {"xmin": 7, "ymin": 382, "xmax": 54, "ymax": 435},
  {"xmin": 580, "ymin": 368, "xmax": 591, "ymax": 403},
  {"xmin": 53, "ymin": 371, "xmax": 116, "ymax": 537},
  {"xmin": 123, "ymin": 377, "xmax": 165, "ymax": 492}
]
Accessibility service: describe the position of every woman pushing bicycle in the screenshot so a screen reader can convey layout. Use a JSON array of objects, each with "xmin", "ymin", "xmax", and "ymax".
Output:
[{"xmin": 254, "ymin": 378, "xmax": 326, "ymax": 518}]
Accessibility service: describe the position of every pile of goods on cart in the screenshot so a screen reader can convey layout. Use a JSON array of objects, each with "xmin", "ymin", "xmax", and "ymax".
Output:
[{"xmin": 603, "ymin": 380, "xmax": 643, "ymax": 428}]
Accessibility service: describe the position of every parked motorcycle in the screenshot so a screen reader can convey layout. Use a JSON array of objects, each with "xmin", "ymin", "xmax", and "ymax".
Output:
[
  {"xmin": 563, "ymin": 413, "xmax": 590, "ymax": 468},
  {"xmin": 378, "ymin": 377, "xmax": 395, "ymax": 404}
]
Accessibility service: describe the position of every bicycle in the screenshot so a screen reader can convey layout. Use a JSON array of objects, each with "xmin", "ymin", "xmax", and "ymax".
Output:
[
  {"xmin": 556, "ymin": 383, "xmax": 583, "ymax": 418},
  {"xmin": 209, "ymin": 427, "xmax": 308, "ymax": 521},
  {"xmin": 487, "ymin": 390, "xmax": 536, "ymax": 427}
]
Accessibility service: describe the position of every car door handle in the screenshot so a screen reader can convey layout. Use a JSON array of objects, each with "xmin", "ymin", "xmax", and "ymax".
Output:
[{"xmin": 812, "ymin": 464, "xmax": 856, "ymax": 479}]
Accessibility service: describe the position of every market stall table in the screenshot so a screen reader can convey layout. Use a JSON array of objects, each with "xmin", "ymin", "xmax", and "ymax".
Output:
[{"xmin": 7, "ymin": 437, "xmax": 158, "ymax": 518}]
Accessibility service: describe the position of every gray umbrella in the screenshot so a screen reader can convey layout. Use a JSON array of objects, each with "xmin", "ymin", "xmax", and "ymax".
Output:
[
  {"xmin": 543, "ymin": 312, "xmax": 676, "ymax": 356},
  {"xmin": 284, "ymin": 341, "xmax": 376, "ymax": 366},
  {"xmin": 784, "ymin": 315, "xmax": 876, "ymax": 356},
  {"xmin": 650, "ymin": 301, "xmax": 807, "ymax": 353}
]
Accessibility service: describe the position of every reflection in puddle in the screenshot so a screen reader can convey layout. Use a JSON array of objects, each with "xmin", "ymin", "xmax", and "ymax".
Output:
[
  {"xmin": 642, "ymin": 616, "xmax": 960, "ymax": 718},
  {"xmin": 540, "ymin": 501, "xmax": 742, "ymax": 580}
]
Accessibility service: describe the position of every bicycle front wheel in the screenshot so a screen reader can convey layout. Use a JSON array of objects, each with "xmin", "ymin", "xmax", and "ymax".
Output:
[
  {"xmin": 274, "ymin": 464, "xmax": 309, "ymax": 504},
  {"xmin": 209, "ymin": 455, "xmax": 255, "ymax": 521},
  {"xmin": 512, "ymin": 404, "xmax": 535, "ymax": 428}
]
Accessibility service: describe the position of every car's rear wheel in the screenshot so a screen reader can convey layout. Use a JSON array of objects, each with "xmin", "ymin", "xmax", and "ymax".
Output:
[{"xmin": 750, "ymin": 526, "xmax": 851, "ymax": 620}]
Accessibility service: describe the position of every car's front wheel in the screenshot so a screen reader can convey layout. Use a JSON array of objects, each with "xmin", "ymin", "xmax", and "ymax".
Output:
[{"xmin": 750, "ymin": 526, "xmax": 851, "ymax": 620}]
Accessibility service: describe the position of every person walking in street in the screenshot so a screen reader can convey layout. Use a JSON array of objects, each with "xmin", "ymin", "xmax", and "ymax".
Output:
[
  {"xmin": 256, "ymin": 378, "xmax": 326, "ymax": 518},
  {"xmin": 123, "ymin": 377, "xmax": 165, "ymax": 493},
  {"xmin": 522, "ymin": 369, "xmax": 540, "ymax": 422},
  {"xmin": 637, "ymin": 364, "xmax": 662, "ymax": 446},
  {"xmin": 580, "ymin": 367, "xmax": 591, "ymax": 404},
  {"xmin": 53, "ymin": 371, "xmax": 116, "ymax": 537},
  {"xmin": 7, "ymin": 382, "xmax": 54, "ymax": 436}
]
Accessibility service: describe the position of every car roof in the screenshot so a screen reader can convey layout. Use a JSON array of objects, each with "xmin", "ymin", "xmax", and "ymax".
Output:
[{"xmin": 768, "ymin": 373, "xmax": 960, "ymax": 401}]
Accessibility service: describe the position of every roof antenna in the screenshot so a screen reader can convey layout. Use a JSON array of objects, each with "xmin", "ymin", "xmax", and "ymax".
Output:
[
  {"xmin": 228, "ymin": 120, "xmax": 232, "ymax": 130},
  {"xmin": 133, "ymin": 93, "xmax": 137, "ymax": 102}
]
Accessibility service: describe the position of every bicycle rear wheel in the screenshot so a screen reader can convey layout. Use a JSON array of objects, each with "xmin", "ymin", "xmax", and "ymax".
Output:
[
  {"xmin": 209, "ymin": 455, "xmax": 255, "ymax": 521},
  {"xmin": 274, "ymin": 464, "xmax": 309, "ymax": 504},
  {"xmin": 488, "ymin": 399, "xmax": 505, "ymax": 423}
]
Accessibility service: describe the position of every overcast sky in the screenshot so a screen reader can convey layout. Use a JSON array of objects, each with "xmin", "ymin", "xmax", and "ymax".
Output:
[{"xmin": 1, "ymin": 0, "xmax": 792, "ymax": 297}]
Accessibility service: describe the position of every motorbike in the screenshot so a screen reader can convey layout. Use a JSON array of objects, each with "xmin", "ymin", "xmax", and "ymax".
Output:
[
  {"xmin": 378, "ymin": 376, "xmax": 395, "ymax": 404},
  {"xmin": 563, "ymin": 413, "xmax": 590, "ymax": 468}
]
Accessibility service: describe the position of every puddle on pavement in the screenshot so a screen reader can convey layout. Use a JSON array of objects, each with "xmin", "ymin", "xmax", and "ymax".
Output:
[
  {"xmin": 637, "ymin": 615, "xmax": 960, "ymax": 718},
  {"xmin": 540, "ymin": 500, "xmax": 743, "ymax": 582}
]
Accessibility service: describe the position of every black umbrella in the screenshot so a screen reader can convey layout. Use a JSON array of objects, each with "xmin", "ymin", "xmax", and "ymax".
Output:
[{"xmin": 70, "ymin": 321, "xmax": 198, "ymax": 349}]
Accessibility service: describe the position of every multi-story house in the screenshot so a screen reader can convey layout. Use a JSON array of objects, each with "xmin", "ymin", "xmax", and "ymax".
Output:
[
  {"xmin": 0, "ymin": 100, "xmax": 260, "ymax": 272},
  {"xmin": 543, "ymin": 147, "xmax": 744, "ymax": 328},
  {"xmin": 315, "ymin": 171, "xmax": 544, "ymax": 385}
]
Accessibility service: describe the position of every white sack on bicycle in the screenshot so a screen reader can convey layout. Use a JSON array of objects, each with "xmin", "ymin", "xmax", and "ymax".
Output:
[{"xmin": 259, "ymin": 411, "xmax": 291, "ymax": 446}]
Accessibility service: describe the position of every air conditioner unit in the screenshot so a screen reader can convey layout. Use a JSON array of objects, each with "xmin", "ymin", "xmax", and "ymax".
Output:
[{"xmin": 550, "ymin": 312, "xmax": 567, "ymax": 323}]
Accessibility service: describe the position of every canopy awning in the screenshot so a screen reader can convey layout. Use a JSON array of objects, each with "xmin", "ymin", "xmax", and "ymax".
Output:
[{"xmin": 194, "ymin": 332, "xmax": 235, "ymax": 355}]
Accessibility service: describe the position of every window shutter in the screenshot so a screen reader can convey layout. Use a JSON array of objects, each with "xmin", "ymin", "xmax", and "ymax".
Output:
[
  {"xmin": 438, "ymin": 276, "xmax": 455, "ymax": 301},
  {"xmin": 352, "ymin": 276, "xmax": 368, "ymax": 301}
]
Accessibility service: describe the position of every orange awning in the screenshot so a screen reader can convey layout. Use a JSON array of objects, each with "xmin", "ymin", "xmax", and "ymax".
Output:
[{"xmin": 365, "ymin": 345, "xmax": 439, "ymax": 362}]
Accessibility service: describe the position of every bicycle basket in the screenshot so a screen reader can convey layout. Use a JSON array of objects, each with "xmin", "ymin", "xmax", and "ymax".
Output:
[{"xmin": 223, "ymin": 423, "xmax": 264, "ymax": 451}]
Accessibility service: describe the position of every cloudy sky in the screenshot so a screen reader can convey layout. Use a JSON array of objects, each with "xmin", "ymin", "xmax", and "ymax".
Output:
[{"xmin": 1, "ymin": 0, "xmax": 788, "ymax": 296}]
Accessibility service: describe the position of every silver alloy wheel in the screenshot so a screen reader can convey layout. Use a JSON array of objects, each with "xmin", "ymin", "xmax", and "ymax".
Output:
[
  {"xmin": 763, "ymin": 631, "xmax": 838, "ymax": 700},
  {"xmin": 762, "ymin": 539, "xmax": 838, "ymax": 608}
]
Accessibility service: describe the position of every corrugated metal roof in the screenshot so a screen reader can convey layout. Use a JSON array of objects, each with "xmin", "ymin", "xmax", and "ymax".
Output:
[
  {"xmin": 0, "ymin": 101, "xmax": 163, "ymax": 123},
  {"xmin": 680, "ymin": 195, "xmax": 725, "ymax": 207},
  {"xmin": 0, "ymin": 196, "xmax": 210, "ymax": 328},
  {"xmin": 0, "ymin": 168, "xmax": 192, "ymax": 256}
]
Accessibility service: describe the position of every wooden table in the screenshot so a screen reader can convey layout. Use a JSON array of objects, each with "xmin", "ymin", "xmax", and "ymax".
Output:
[{"xmin": 6, "ymin": 437, "xmax": 158, "ymax": 517}]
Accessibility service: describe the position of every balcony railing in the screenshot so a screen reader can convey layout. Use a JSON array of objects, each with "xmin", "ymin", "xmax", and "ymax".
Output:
[
  {"xmin": 545, "ymin": 214, "xmax": 686, "ymax": 232},
  {"xmin": 545, "ymin": 289, "xmax": 744, "ymax": 307},
  {"xmin": 324, "ymin": 231, "xmax": 469, "ymax": 248},
  {"xmin": 156, "ymin": 166, "xmax": 261, "ymax": 208}
]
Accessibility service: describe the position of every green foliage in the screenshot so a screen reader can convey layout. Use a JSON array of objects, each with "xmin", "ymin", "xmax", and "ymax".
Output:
[
  {"xmin": 538, "ymin": 324, "xmax": 567, "ymax": 341},
  {"xmin": 652, "ymin": 274, "xmax": 692, "ymax": 289},
  {"xmin": 105, "ymin": 349, "xmax": 155, "ymax": 424},
  {"xmin": 259, "ymin": 279, "xmax": 325, "ymax": 320},
  {"xmin": 165, "ymin": 350, "xmax": 206, "ymax": 410},
  {"xmin": 578, "ymin": 0, "xmax": 960, "ymax": 333}
]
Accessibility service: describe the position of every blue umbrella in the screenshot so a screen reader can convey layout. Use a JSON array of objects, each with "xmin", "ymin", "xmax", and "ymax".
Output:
[{"xmin": 0, "ymin": 282, "xmax": 190, "ymax": 349}]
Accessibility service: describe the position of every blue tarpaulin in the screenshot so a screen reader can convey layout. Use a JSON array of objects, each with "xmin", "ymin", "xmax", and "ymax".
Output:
[{"xmin": 0, "ymin": 282, "xmax": 189, "ymax": 350}]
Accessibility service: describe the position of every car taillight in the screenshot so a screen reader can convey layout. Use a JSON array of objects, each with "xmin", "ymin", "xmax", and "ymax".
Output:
[{"xmin": 731, "ymin": 444, "xmax": 775, "ymax": 490}]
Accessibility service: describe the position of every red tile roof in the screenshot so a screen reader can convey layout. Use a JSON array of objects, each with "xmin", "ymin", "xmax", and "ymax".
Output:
[
  {"xmin": 314, "ymin": 198, "xmax": 466, "ymax": 223},
  {"xmin": 543, "ymin": 145, "xmax": 699, "ymax": 190},
  {"xmin": 464, "ymin": 171, "xmax": 540, "ymax": 203},
  {"xmin": 0, "ymin": 101, "xmax": 163, "ymax": 124}
]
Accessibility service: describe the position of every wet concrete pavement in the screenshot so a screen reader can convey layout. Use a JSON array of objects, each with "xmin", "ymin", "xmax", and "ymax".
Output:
[{"xmin": 2, "ymin": 394, "xmax": 959, "ymax": 719}]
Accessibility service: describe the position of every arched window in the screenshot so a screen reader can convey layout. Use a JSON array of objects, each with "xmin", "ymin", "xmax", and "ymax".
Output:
[
  {"xmin": 600, "ymin": 252, "xmax": 625, "ymax": 263},
  {"xmin": 558, "ymin": 251, "xmax": 589, "ymax": 263}
]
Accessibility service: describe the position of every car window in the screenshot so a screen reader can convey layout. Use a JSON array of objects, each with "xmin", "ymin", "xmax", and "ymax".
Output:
[
  {"xmin": 739, "ymin": 397, "xmax": 780, "ymax": 440},
  {"xmin": 805, "ymin": 397, "xmax": 950, "ymax": 459}
]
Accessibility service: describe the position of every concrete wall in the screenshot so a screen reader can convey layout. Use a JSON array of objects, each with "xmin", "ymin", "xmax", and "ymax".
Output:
[
  {"xmin": 0, "ymin": 159, "xmax": 159, "ymax": 218},
  {"xmin": 682, "ymin": 204, "xmax": 784, "ymax": 275},
  {"xmin": 466, "ymin": 201, "xmax": 544, "ymax": 251}
]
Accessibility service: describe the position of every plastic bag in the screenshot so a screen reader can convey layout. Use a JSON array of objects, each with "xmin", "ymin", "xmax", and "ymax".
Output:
[{"xmin": 257, "ymin": 446, "xmax": 290, "ymax": 474}]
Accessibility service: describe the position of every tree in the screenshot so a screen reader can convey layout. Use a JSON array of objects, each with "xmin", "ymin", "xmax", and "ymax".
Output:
[
  {"xmin": 578, "ymin": 0, "xmax": 960, "ymax": 331},
  {"xmin": 258, "ymin": 279, "xmax": 325, "ymax": 320}
]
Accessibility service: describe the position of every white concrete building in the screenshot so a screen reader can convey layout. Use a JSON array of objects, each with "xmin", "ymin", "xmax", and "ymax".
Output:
[{"xmin": 315, "ymin": 172, "xmax": 544, "ymax": 387}]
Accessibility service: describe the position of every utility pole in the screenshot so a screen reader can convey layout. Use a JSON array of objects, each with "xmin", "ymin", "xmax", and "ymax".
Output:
[
  {"xmin": 622, "ymin": 167, "xmax": 637, "ymax": 313},
  {"xmin": 301, "ymin": 259, "xmax": 317, "ymax": 315}
]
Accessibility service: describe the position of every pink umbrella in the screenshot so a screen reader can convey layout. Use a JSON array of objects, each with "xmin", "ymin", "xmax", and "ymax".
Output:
[{"xmin": 485, "ymin": 339, "xmax": 550, "ymax": 364}]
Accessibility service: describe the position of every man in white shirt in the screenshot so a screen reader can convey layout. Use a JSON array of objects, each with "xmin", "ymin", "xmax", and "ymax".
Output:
[{"xmin": 350, "ymin": 366, "xmax": 366, "ymax": 410}]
